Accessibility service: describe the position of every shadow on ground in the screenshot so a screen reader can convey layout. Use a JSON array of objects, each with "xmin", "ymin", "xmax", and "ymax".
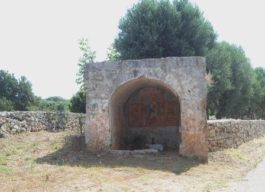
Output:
[{"xmin": 36, "ymin": 135, "xmax": 201, "ymax": 175}]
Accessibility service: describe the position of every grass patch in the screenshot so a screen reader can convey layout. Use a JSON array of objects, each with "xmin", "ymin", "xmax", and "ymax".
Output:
[
  {"xmin": 226, "ymin": 148, "xmax": 247, "ymax": 160},
  {"xmin": 0, "ymin": 165, "xmax": 12, "ymax": 174},
  {"xmin": 50, "ymin": 140, "xmax": 63, "ymax": 150},
  {"xmin": 203, "ymin": 179, "xmax": 228, "ymax": 192},
  {"xmin": 0, "ymin": 155, "xmax": 7, "ymax": 165}
]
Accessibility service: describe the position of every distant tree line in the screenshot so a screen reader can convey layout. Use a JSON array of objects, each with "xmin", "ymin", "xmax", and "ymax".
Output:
[
  {"xmin": 0, "ymin": 70, "xmax": 34, "ymax": 111},
  {"xmin": 30, "ymin": 96, "xmax": 70, "ymax": 112},
  {"xmin": 0, "ymin": 70, "xmax": 82, "ymax": 113}
]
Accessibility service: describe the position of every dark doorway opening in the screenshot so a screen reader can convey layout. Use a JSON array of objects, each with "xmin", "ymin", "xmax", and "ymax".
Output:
[{"xmin": 110, "ymin": 78, "xmax": 181, "ymax": 151}]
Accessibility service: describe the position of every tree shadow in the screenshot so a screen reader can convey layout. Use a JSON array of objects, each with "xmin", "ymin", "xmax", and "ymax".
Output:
[{"xmin": 36, "ymin": 135, "xmax": 201, "ymax": 175}]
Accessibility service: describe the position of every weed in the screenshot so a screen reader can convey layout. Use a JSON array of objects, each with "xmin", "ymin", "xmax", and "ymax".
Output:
[
  {"xmin": 1, "ymin": 130, "xmax": 265, "ymax": 191},
  {"xmin": 226, "ymin": 148, "xmax": 247, "ymax": 160},
  {"xmin": 0, "ymin": 155, "xmax": 7, "ymax": 165},
  {"xmin": 0, "ymin": 165, "xmax": 12, "ymax": 174},
  {"xmin": 203, "ymin": 179, "xmax": 227, "ymax": 192}
]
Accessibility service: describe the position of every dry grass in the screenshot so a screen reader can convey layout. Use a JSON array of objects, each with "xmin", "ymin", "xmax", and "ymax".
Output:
[{"xmin": 1, "ymin": 130, "xmax": 265, "ymax": 192}]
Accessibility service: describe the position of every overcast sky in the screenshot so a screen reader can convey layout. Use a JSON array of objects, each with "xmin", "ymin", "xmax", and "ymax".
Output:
[{"xmin": 1, "ymin": 0, "xmax": 264, "ymax": 99}]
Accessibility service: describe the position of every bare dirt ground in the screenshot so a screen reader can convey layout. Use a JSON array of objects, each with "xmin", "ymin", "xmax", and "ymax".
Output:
[{"xmin": 1, "ymin": 130, "xmax": 265, "ymax": 192}]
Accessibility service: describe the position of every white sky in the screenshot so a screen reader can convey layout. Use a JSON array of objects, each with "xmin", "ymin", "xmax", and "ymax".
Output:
[{"xmin": 0, "ymin": 0, "xmax": 264, "ymax": 99}]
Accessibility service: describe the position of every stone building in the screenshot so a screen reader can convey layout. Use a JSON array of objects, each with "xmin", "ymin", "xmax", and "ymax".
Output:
[{"xmin": 84, "ymin": 57, "xmax": 208, "ymax": 160}]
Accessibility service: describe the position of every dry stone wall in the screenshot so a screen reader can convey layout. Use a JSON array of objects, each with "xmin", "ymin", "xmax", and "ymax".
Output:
[
  {"xmin": 208, "ymin": 119, "xmax": 265, "ymax": 151},
  {"xmin": 0, "ymin": 111, "xmax": 85, "ymax": 138},
  {"xmin": 3, "ymin": 112, "xmax": 265, "ymax": 155}
]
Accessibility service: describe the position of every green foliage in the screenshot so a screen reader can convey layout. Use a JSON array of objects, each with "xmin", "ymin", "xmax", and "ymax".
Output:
[
  {"xmin": 0, "ymin": 70, "xmax": 34, "ymax": 111},
  {"xmin": 30, "ymin": 96, "xmax": 70, "ymax": 112},
  {"xmin": 0, "ymin": 165, "xmax": 12, "ymax": 174},
  {"xmin": 15, "ymin": 76, "xmax": 35, "ymax": 111},
  {"xmin": 0, "ymin": 154, "xmax": 12, "ymax": 174},
  {"xmin": 114, "ymin": 0, "xmax": 216, "ymax": 59},
  {"xmin": 76, "ymin": 38, "xmax": 96, "ymax": 90},
  {"xmin": 250, "ymin": 68, "xmax": 265, "ymax": 118},
  {"xmin": 46, "ymin": 96, "xmax": 66, "ymax": 102},
  {"xmin": 113, "ymin": 0, "xmax": 265, "ymax": 120},
  {"xmin": 74, "ymin": 38, "xmax": 96, "ymax": 113},
  {"xmin": 206, "ymin": 42, "xmax": 254, "ymax": 118},
  {"xmin": 69, "ymin": 90, "xmax": 86, "ymax": 113},
  {"xmin": 0, "ymin": 97, "xmax": 14, "ymax": 111},
  {"xmin": 107, "ymin": 45, "xmax": 120, "ymax": 61},
  {"xmin": 0, "ymin": 154, "xmax": 7, "ymax": 165},
  {"xmin": 206, "ymin": 42, "xmax": 233, "ymax": 116}
]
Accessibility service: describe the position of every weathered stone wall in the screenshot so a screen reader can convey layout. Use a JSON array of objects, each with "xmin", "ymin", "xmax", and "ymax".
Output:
[
  {"xmin": 3, "ymin": 112, "xmax": 265, "ymax": 155},
  {"xmin": 0, "ymin": 111, "xmax": 85, "ymax": 138},
  {"xmin": 208, "ymin": 120, "xmax": 265, "ymax": 151}
]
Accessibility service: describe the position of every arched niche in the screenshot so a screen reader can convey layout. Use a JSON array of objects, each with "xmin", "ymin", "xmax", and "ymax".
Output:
[{"xmin": 109, "ymin": 77, "xmax": 181, "ymax": 150}]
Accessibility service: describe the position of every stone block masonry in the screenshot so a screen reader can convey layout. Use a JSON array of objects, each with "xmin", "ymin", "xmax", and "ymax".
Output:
[
  {"xmin": 208, "ymin": 120, "xmax": 265, "ymax": 151},
  {"xmin": 0, "ymin": 111, "xmax": 85, "ymax": 138},
  {"xmin": 85, "ymin": 57, "xmax": 208, "ymax": 161}
]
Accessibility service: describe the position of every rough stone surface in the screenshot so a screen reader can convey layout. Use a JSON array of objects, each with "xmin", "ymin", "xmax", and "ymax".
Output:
[
  {"xmin": 125, "ymin": 127, "xmax": 180, "ymax": 150},
  {"xmin": 2, "ymin": 111, "xmax": 265, "ymax": 159},
  {"xmin": 109, "ymin": 149, "xmax": 158, "ymax": 157},
  {"xmin": 208, "ymin": 119, "xmax": 265, "ymax": 151},
  {"xmin": 85, "ymin": 57, "xmax": 208, "ymax": 160},
  {"xmin": 0, "ymin": 111, "xmax": 85, "ymax": 137}
]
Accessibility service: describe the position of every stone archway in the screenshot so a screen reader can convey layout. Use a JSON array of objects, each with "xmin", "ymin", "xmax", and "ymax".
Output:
[
  {"xmin": 109, "ymin": 77, "xmax": 181, "ymax": 151},
  {"xmin": 84, "ymin": 57, "xmax": 208, "ymax": 161}
]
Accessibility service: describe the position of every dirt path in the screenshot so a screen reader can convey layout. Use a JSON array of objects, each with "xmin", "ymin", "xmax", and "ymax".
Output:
[{"xmin": 220, "ymin": 157, "xmax": 265, "ymax": 192}]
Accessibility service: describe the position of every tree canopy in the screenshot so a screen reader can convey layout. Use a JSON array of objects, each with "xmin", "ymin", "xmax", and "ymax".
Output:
[
  {"xmin": 112, "ymin": 0, "xmax": 265, "ymax": 120},
  {"xmin": 206, "ymin": 42, "xmax": 254, "ymax": 119},
  {"xmin": 69, "ymin": 38, "xmax": 95, "ymax": 113},
  {"xmin": 114, "ymin": 0, "xmax": 216, "ymax": 59},
  {"xmin": 69, "ymin": 90, "xmax": 86, "ymax": 113},
  {"xmin": 106, "ymin": 45, "xmax": 120, "ymax": 61},
  {"xmin": 0, "ymin": 70, "xmax": 34, "ymax": 111},
  {"xmin": 76, "ymin": 38, "xmax": 96, "ymax": 90},
  {"xmin": 30, "ymin": 96, "xmax": 70, "ymax": 112},
  {"xmin": 250, "ymin": 68, "xmax": 265, "ymax": 118}
]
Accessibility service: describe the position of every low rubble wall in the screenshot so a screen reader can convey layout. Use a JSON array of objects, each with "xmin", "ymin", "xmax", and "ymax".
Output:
[
  {"xmin": 2, "ymin": 113, "xmax": 265, "ymax": 153},
  {"xmin": 0, "ymin": 111, "xmax": 85, "ymax": 138},
  {"xmin": 208, "ymin": 119, "xmax": 265, "ymax": 151}
]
